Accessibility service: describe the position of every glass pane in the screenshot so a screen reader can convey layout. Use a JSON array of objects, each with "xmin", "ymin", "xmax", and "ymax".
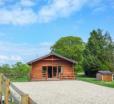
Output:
[
  {"xmin": 53, "ymin": 66, "xmax": 57, "ymax": 77},
  {"xmin": 48, "ymin": 66, "xmax": 52, "ymax": 78},
  {"xmin": 42, "ymin": 66, "xmax": 47, "ymax": 73},
  {"xmin": 58, "ymin": 66, "xmax": 61, "ymax": 73}
]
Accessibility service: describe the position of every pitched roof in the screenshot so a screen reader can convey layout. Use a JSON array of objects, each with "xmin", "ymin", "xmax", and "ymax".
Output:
[
  {"xmin": 27, "ymin": 52, "xmax": 76, "ymax": 65},
  {"xmin": 98, "ymin": 71, "xmax": 112, "ymax": 75}
]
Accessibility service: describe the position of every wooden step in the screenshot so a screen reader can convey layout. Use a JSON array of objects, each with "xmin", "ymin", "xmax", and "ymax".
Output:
[{"xmin": 60, "ymin": 75, "xmax": 75, "ymax": 79}]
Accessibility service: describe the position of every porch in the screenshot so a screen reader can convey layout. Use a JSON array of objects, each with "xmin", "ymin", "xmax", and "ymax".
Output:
[
  {"xmin": 42, "ymin": 66, "xmax": 61, "ymax": 80},
  {"xmin": 41, "ymin": 66, "xmax": 75, "ymax": 80}
]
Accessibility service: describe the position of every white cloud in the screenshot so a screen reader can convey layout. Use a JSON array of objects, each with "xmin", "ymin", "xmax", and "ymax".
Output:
[
  {"xmin": 0, "ymin": 0, "xmax": 37, "ymax": 25},
  {"xmin": 92, "ymin": 6, "xmax": 106, "ymax": 14},
  {"xmin": 0, "ymin": 41, "xmax": 52, "ymax": 64},
  {"xmin": 0, "ymin": 0, "xmax": 109, "ymax": 25},
  {"xmin": 0, "ymin": 55, "xmax": 22, "ymax": 61},
  {"xmin": 0, "ymin": 55, "xmax": 23, "ymax": 64},
  {"xmin": 0, "ymin": 55, "xmax": 9, "ymax": 61},
  {"xmin": 38, "ymin": 0, "xmax": 89, "ymax": 22},
  {"xmin": 20, "ymin": 0, "xmax": 35, "ymax": 7},
  {"xmin": 0, "ymin": 8, "xmax": 38, "ymax": 25}
]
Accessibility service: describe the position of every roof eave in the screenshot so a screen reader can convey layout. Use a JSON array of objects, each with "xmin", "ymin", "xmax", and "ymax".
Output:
[{"xmin": 27, "ymin": 52, "xmax": 77, "ymax": 65}]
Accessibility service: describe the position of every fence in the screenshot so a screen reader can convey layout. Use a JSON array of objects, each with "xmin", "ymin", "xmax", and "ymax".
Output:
[{"xmin": 0, "ymin": 73, "xmax": 37, "ymax": 104}]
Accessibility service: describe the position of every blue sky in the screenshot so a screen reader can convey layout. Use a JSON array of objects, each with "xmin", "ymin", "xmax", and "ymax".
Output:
[{"xmin": 0, "ymin": 0, "xmax": 114, "ymax": 64}]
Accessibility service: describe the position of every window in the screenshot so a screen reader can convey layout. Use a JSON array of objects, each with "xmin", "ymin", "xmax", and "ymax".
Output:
[
  {"xmin": 61, "ymin": 67, "xmax": 64, "ymax": 74},
  {"xmin": 58, "ymin": 66, "xmax": 61, "ymax": 73},
  {"xmin": 53, "ymin": 66, "xmax": 57, "ymax": 77},
  {"xmin": 42, "ymin": 66, "xmax": 47, "ymax": 73},
  {"xmin": 58, "ymin": 66, "xmax": 63, "ymax": 74},
  {"xmin": 113, "ymin": 74, "xmax": 114, "ymax": 80}
]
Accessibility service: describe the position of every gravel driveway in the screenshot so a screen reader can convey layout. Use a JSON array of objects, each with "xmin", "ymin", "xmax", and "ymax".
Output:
[{"xmin": 14, "ymin": 81, "xmax": 114, "ymax": 104}]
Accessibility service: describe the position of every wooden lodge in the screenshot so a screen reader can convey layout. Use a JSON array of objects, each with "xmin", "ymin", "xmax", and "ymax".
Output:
[
  {"xmin": 96, "ymin": 71, "xmax": 113, "ymax": 82},
  {"xmin": 28, "ymin": 52, "xmax": 76, "ymax": 81}
]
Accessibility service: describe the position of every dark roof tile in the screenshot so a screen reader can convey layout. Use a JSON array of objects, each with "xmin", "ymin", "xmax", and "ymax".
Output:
[{"xmin": 98, "ymin": 71, "xmax": 112, "ymax": 75}]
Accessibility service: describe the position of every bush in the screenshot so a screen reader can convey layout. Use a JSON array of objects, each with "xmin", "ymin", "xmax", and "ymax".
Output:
[{"xmin": 0, "ymin": 62, "xmax": 30, "ymax": 81}]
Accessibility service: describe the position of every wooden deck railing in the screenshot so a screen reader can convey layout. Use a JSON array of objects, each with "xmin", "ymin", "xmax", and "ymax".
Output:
[
  {"xmin": 60, "ymin": 74, "xmax": 76, "ymax": 80},
  {"xmin": 0, "ymin": 73, "xmax": 37, "ymax": 104}
]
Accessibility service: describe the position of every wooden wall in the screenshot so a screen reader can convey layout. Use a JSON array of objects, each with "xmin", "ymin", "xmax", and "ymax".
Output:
[
  {"xmin": 96, "ymin": 73, "xmax": 112, "ymax": 81},
  {"xmin": 30, "ymin": 55, "xmax": 75, "ymax": 80},
  {"xmin": 102, "ymin": 74, "xmax": 112, "ymax": 81}
]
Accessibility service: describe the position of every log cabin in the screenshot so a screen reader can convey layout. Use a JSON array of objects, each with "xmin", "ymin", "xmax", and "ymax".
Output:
[
  {"xmin": 96, "ymin": 71, "xmax": 113, "ymax": 81},
  {"xmin": 27, "ymin": 52, "xmax": 76, "ymax": 81}
]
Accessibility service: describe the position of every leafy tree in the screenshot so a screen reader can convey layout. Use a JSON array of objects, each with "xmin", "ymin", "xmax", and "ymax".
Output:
[
  {"xmin": 0, "ymin": 62, "xmax": 30, "ymax": 78},
  {"xmin": 101, "ymin": 33, "xmax": 114, "ymax": 71},
  {"xmin": 0, "ymin": 64, "xmax": 11, "ymax": 74},
  {"xmin": 12, "ymin": 62, "xmax": 30, "ymax": 76},
  {"xmin": 51, "ymin": 36, "xmax": 85, "ymax": 72},
  {"xmin": 83, "ymin": 29, "xmax": 114, "ymax": 76}
]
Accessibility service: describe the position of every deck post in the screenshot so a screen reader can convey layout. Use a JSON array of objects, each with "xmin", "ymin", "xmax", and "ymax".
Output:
[
  {"xmin": 57, "ymin": 66, "xmax": 58, "ymax": 79},
  {"xmin": 5, "ymin": 79, "xmax": 10, "ymax": 104},
  {"xmin": 52, "ymin": 66, "xmax": 53, "ymax": 78},
  {"xmin": 52, "ymin": 55, "xmax": 53, "ymax": 78},
  {"xmin": 73, "ymin": 64, "xmax": 75, "ymax": 79},
  {"xmin": 0, "ymin": 74, "xmax": 3, "ymax": 104},
  {"xmin": 21, "ymin": 94, "xmax": 29, "ymax": 104},
  {"xmin": 46, "ymin": 66, "xmax": 48, "ymax": 80}
]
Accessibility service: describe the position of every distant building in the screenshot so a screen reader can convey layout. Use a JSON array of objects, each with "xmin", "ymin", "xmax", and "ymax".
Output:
[
  {"xmin": 27, "ymin": 52, "xmax": 76, "ymax": 81},
  {"xmin": 96, "ymin": 71, "xmax": 113, "ymax": 81}
]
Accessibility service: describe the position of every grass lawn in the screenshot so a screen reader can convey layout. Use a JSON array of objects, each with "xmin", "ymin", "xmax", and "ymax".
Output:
[
  {"xmin": 77, "ymin": 73, "xmax": 114, "ymax": 88},
  {"xmin": 6, "ymin": 73, "xmax": 114, "ymax": 88},
  {"xmin": 9, "ymin": 75, "xmax": 30, "ymax": 82}
]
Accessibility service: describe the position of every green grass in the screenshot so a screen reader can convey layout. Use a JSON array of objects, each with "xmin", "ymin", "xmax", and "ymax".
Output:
[
  {"xmin": 77, "ymin": 73, "xmax": 114, "ymax": 88},
  {"xmin": 6, "ymin": 73, "xmax": 114, "ymax": 88},
  {"xmin": 9, "ymin": 75, "xmax": 30, "ymax": 82}
]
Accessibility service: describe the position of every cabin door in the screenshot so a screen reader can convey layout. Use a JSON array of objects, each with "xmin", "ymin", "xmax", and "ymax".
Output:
[
  {"xmin": 53, "ymin": 66, "xmax": 57, "ymax": 78},
  {"xmin": 47, "ymin": 66, "xmax": 62, "ymax": 79},
  {"xmin": 48, "ymin": 66, "xmax": 58, "ymax": 78},
  {"xmin": 48, "ymin": 66, "xmax": 52, "ymax": 78}
]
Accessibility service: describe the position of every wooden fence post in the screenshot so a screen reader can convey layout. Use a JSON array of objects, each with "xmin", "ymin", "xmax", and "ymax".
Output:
[
  {"xmin": 5, "ymin": 79, "xmax": 10, "ymax": 104},
  {"xmin": 21, "ymin": 94, "xmax": 29, "ymax": 104},
  {"xmin": 0, "ymin": 74, "xmax": 3, "ymax": 104},
  {"xmin": 0, "ymin": 74, "xmax": 3, "ymax": 95}
]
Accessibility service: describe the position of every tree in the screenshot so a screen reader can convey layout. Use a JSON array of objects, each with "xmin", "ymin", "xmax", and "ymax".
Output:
[
  {"xmin": 0, "ymin": 62, "xmax": 30, "ymax": 77},
  {"xmin": 51, "ymin": 36, "xmax": 85, "ymax": 72},
  {"xmin": 101, "ymin": 32, "xmax": 114, "ymax": 71},
  {"xmin": 0, "ymin": 64, "xmax": 11, "ymax": 74},
  {"xmin": 12, "ymin": 62, "xmax": 30, "ymax": 76},
  {"xmin": 83, "ymin": 29, "xmax": 114, "ymax": 76}
]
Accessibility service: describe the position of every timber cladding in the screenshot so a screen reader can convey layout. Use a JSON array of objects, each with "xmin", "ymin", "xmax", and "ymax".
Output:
[
  {"xmin": 102, "ymin": 75, "xmax": 112, "ymax": 81},
  {"xmin": 28, "ymin": 52, "xmax": 76, "ymax": 81},
  {"xmin": 96, "ymin": 71, "xmax": 113, "ymax": 82}
]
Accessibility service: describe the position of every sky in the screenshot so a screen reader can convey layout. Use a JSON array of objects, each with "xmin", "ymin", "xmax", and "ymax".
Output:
[{"xmin": 0, "ymin": 0, "xmax": 114, "ymax": 65}]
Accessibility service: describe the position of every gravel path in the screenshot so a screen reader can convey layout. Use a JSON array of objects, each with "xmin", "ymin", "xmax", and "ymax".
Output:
[{"xmin": 14, "ymin": 81, "xmax": 114, "ymax": 104}]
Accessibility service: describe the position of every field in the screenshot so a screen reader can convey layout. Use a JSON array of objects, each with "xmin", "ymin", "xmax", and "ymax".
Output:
[
  {"xmin": 8, "ymin": 73, "xmax": 114, "ymax": 88},
  {"xmin": 77, "ymin": 73, "xmax": 114, "ymax": 88},
  {"xmin": 9, "ymin": 75, "xmax": 30, "ymax": 82}
]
